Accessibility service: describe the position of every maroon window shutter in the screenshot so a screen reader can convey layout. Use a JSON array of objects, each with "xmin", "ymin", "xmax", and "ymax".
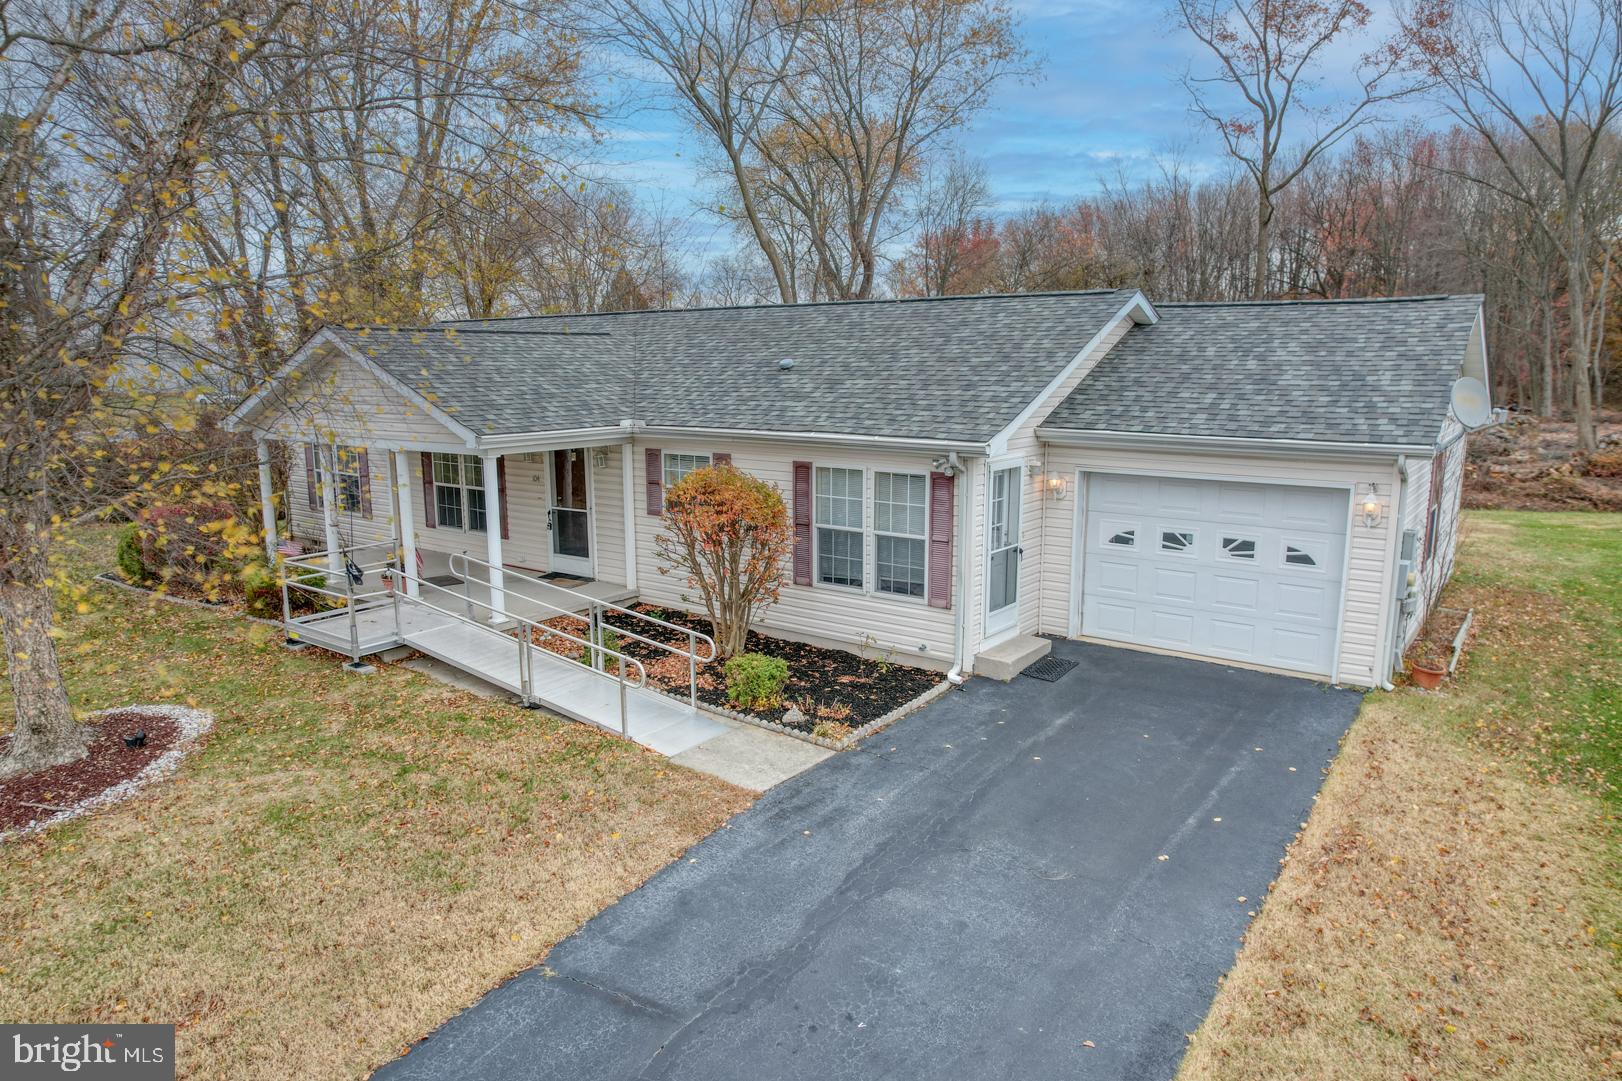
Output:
[
  {"xmin": 304, "ymin": 445, "xmax": 319, "ymax": 509},
  {"xmin": 713, "ymin": 451, "xmax": 732, "ymax": 467},
  {"xmin": 496, "ymin": 456, "xmax": 510, "ymax": 540},
  {"xmin": 644, "ymin": 447, "xmax": 663, "ymax": 514},
  {"xmin": 420, "ymin": 452, "xmax": 437, "ymax": 528},
  {"xmin": 356, "ymin": 449, "xmax": 373, "ymax": 519},
  {"xmin": 792, "ymin": 460, "xmax": 813, "ymax": 586},
  {"xmin": 927, "ymin": 471, "xmax": 955, "ymax": 609}
]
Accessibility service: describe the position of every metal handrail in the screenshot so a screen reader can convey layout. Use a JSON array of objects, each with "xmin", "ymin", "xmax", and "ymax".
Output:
[
  {"xmin": 387, "ymin": 567, "xmax": 649, "ymax": 735},
  {"xmin": 447, "ymin": 551, "xmax": 717, "ymax": 706},
  {"xmin": 279, "ymin": 538, "xmax": 402, "ymax": 664}
]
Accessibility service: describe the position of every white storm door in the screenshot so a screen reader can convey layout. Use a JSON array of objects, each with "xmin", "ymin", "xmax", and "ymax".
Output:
[
  {"xmin": 549, "ymin": 448, "xmax": 593, "ymax": 576},
  {"xmin": 985, "ymin": 465, "xmax": 1023, "ymax": 637}
]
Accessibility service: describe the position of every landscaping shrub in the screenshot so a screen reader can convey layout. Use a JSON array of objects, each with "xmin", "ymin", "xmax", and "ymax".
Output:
[
  {"xmin": 724, "ymin": 652, "xmax": 789, "ymax": 711},
  {"xmin": 134, "ymin": 500, "xmax": 244, "ymax": 599},
  {"xmin": 115, "ymin": 523, "xmax": 150, "ymax": 583},
  {"xmin": 655, "ymin": 464, "xmax": 792, "ymax": 659},
  {"xmin": 242, "ymin": 560, "xmax": 280, "ymax": 618}
]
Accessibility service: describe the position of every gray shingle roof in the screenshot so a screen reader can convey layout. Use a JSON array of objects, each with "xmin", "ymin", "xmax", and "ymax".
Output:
[
  {"xmin": 427, "ymin": 290, "xmax": 1140, "ymax": 441},
  {"xmin": 1041, "ymin": 295, "xmax": 1484, "ymax": 447},
  {"xmin": 332, "ymin": 326, "xmax": 628, "ymax": 434}
]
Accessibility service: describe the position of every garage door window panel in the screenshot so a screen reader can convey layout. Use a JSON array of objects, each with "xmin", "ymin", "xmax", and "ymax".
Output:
[
  {"xmin": 1159, "ymin": 529, "xmax": 1196, "ymax": 555},
  {"xmin": 1282, "ymin": 540, "xmax": 1325, "ymax": 569},
  {"xmin": 1221, "ymin": 535, "xmax": 1257, "ymax": 560}
]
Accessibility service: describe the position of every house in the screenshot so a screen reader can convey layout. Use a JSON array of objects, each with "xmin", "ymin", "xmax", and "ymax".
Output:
[{"xmin": 225, "ymin": 289, "xmax": 1486, "ymax": 728}]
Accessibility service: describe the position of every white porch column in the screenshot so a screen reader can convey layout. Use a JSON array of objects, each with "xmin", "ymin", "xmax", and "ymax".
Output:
[
  {"xmin": 482, "ymin": 452, "xmax": 506, "ymax": 620},
  {"xmin": 255, "ymin": 437, "xmax": 278, "ymax": 561},
  {"xmin": 320, "ymin": 443, "xmax": 342, "ymax": 573},
  {"xmin": 621, "ymin": 442, "xmax": 638, "ymax": 589},
  {"xmin": 392, "ymin": 450, "xmax": 419, "ymax": 598}
]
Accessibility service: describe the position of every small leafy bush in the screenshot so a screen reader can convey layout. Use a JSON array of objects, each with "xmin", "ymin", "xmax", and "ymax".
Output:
[
  {"xmin": 115, "ymin": 523, "xmax": 150, "ymax": 583},
  {"xmin": 242, "ymin": 561, "xmax": 280, "ymax": 618},
  {"xmin": 724, "ymin": 652, "xmax": 789, "ymax": 711}
]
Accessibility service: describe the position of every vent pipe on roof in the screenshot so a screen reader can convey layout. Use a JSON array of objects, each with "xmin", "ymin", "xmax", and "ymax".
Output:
[{"xmin": 778, "ymin": 357, "xmax": 795, "ymax": 370}]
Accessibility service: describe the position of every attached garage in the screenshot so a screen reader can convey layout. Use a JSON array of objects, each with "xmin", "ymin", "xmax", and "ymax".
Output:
[{"xmin": 1078, "ymin": 473, "xmax": 1349, "ymax": 677}]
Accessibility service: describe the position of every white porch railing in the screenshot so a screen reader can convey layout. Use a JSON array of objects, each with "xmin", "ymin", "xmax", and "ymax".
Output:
[{"xmin": 446, "ymin": 551, "xmax": 717, "ymax": 707}]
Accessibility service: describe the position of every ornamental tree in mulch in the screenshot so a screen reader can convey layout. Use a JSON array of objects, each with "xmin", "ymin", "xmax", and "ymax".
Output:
[{"xmin": 654, "ymin": 464, "xmax": 793, "ymax": 660}]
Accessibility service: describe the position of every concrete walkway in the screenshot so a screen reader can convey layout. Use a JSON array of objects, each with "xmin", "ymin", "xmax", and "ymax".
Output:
[
  {"xmin": 398, "ymin": 655, "xmax": 830, "ymax": 791},
  {"xmin": 374, "ymin": 640, "xmax": 1362, "ymax": 1081}
]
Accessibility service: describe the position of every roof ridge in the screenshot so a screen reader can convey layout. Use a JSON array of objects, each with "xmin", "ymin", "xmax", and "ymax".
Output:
[
  {"xmin": 1159, "ymin": 294, "xmax": 1479, "ymax": 309},
  {"xmin": 338, "ymin": 324, "xmax": 614, "ymax": 337},
  {"xmin": 436, "ymin": 288, "xmax": 1130, "ymax": 325}
]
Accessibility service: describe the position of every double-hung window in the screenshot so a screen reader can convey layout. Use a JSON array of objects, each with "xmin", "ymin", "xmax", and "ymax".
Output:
[
  {"xmin": 663, "ymin": 452, "xmax": 711, "ymax": 490},
  {"xmin": 814, "ymin": 466, "xmax": 865, "ymax": 588},
  {"xmin": 873, "ymin": 471, "xmax": 927, "ymax": 597},
  {"xmin": 315, "ymin": 446, "xmax": 364, "ymax": 513},
  {"xmin": 433, "ymin": 453, "xmax": 487, "ymax": 532}
]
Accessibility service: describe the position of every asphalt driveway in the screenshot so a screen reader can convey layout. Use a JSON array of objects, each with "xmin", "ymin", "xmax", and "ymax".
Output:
[{"xmin": 376, "ymin": 639, "xmax": 1362, "ymax": 1081}]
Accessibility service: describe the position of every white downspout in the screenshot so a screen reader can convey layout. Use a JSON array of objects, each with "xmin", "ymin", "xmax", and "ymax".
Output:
[
  {"xmin": 947, "ymin": 456, "xmax": 976, "ymax": 685},
  {"xmin": 1379, "ymin": 454, "xmax": 1410, "ymax": 691}
]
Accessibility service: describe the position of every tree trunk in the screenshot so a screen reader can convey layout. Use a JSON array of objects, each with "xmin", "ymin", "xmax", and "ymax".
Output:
[
  {"xmin": 1569, "ymin": 214, "xmax": 1597, "ymax": 454},
  {"xmin": 1252, "ymin": 186, "xmax": 1273, "ymax": 299},
  {"xmin": 0, "ymin": 564, "xmax": 85, "ymax": 780}
]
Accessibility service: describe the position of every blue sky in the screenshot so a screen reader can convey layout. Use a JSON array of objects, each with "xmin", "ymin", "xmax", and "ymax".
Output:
[{"xmin": 588, "ymin": 1, "xmax": 1434, "ymax": 258}]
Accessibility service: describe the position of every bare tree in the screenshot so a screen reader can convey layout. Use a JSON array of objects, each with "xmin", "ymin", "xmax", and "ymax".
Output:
[
  {"xmin": 594, "ymin": 0, "xmax": 1028, "ymax": 302},
  {"xmin": 1175, "ymin": 0, "xmax": 1426, "ymax": 297},
  {"xmin": 896, "ymin": 152, "xmax": 991, "ymax": 295},
  {"xmin": 1402, "ymin": 0, "xmax": 1622, "ymax": 452}
]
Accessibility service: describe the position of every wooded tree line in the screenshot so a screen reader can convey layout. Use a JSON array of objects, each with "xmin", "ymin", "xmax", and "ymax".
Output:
[{"xmin": 891, "ymin": 123, "xmax": 1622, "ymax": 421}]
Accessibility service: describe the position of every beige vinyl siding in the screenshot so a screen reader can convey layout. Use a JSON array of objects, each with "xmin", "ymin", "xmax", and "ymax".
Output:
[
  {"xmin": 631, "ymin": 438, "xmax": 960, "ymax": 669},
  {"xmin": 1399, "ymin": 416, "xmax": 1466, "ymax": 648},
  {"xmin": 286, "ymin": 444, "xmax": 398, "ymax": 549},
  {"xmin": 1036, "ymin": 444, "xmax": 1402, "ymax": 688},
  {"xmin": 993, "ymin": 317, "xmax": 1135, "ymax": 642},
  {"xmin": 260, "ymin": 348, "xmax": 465, "ymax": 448}
]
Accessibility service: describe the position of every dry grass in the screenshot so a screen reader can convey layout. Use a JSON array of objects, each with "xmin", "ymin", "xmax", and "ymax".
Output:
[
  {"xmin": 0, "ymin": 531, "xmax": 751, "ymax": 1080},
  {"xmin": 1178, "ymin": 512, "xmax": 1622, "ymax": 1081}
]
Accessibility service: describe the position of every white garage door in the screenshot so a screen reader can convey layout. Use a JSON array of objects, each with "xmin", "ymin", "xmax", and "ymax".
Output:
[{"xmin": 1079, "ymin": 473, "xmax": 1348, "ymax": 676}]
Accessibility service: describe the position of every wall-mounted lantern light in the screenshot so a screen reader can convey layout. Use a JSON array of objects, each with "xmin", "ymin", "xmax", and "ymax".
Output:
[
  {"xmin": 592, "ymin": 447, "xmax": 610, "ymax": 469},
  {"xmin": 1047, "ymin": 473, "xmax": 1069, "ymax": 501},
  {"xmin": 1360, "ymin": 486, "xmax": 1383, "ymax": 528}
]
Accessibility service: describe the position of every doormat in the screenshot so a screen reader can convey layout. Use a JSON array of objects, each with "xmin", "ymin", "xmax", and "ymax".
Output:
[
  {"xmin": 424, "ymin": 574, "xmax": 463, "ymax": 588},
  {"xmin": 540, "ymin": 572, "xmax": 591, "ymax": 587},
  {"xmin": 1021, "ymin": 655, "xmax": 1078, "ymax": 682}
]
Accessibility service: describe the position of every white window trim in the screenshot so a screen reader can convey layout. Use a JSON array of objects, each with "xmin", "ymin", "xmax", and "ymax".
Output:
[
  {"xmin": 314, "ymin": 445, "xmax": 365, "ymax": 514},
  {"xmin": 662, "ymin": 451, "xmax": 712, "ymax": 491},
  {"xmin": 872, "ymin": 470, "xmax": 929, "ymax": 600},
  {"xmin": 805, "ymin": 463, "xmax": 933, "ymax": 605},
  {"xmin": 432, "ymin": 452, "xmax": 488, "ymax": 534}
]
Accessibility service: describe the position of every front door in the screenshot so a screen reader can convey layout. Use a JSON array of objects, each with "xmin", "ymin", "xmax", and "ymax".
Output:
[
  {"xmin": 549, "ymin": 448, "xmax": 592, "ymax": 576},
  {"xmin": 985, "ymin": 464, "xmax": 1022, "ymax": 638}
]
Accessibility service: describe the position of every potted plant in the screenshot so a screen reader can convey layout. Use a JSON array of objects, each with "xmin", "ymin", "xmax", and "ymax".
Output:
[{"xmin": 1407, "ymin": 640, "xmax": 1448, "ymax": 689}]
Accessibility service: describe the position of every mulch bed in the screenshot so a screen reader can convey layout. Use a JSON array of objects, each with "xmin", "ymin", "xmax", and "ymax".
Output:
[
  {"xmin": 523, "ymin": 604, "xmax": 943, "ymax": 736},
  {"xmin": 0, "ymin": 710, "xmax": 181, "ymax": 835}
]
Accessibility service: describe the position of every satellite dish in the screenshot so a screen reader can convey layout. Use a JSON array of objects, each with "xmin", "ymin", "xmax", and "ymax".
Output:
[{"xmin": 1450, "ymin": 377, "xmax": 1492, "ymax": 429}]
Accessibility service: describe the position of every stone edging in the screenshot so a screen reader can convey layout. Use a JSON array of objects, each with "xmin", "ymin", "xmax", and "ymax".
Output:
[
  {"xmin": 654, "ymin": 677, "xmax": 955, "ymax": 751},
  {"xmin": 1, "ymin": 704, "xmax": 215, "ymax": 843}
]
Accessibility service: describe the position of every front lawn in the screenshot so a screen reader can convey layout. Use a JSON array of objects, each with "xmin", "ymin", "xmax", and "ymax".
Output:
[
  {"xmin": 0, "ymin": 530, "xmax": 751, "ymax": 1080},
  {"xmin": 1178, "ymin": 512, "xmax": 1621, "ymax": 1080}
]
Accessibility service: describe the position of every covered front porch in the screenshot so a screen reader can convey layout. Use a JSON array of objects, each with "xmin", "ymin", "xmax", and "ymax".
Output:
[{"xmin": 257, "ymin": 431, "xmax": 645, "ymax": 622}]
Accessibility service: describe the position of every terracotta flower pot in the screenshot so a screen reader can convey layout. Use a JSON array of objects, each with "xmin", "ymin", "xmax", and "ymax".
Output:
[{"xmin": 1409, "ymin": 660, "xmax": 1446, "ymax": 689}]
